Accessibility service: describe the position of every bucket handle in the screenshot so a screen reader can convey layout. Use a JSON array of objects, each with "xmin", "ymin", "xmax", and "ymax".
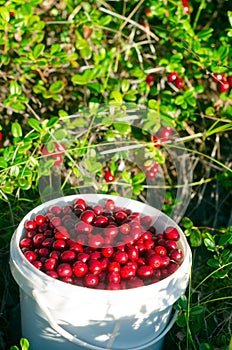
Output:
[{"xmin": 32, "ymin": 289, "xmax": 178, "ymax": 350}]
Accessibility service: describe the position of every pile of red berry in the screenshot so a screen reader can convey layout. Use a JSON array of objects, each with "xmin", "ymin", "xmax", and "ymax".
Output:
[
  {"xmin": 168, "ymin": 72, "xmax": 183, "ymax": 89},
  {"xmin": 20, "ymin": 198, "xmax": 184, "ymax": 290}
]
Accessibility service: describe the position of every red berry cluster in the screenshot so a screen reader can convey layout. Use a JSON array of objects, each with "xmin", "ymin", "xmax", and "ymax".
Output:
[
  {"xmin": 212, "ymin": 73, "xmax": 232, "ymax": 94},
  {"xmin": 168, "ymin": 72, "xmax": 183, "ymax": 89},
  {"xmin": 152, "ymin": 126, "xmax": 173, "ymax": 147},
  {"xmin": 182, "ymin": 0, "xmax": 190, "ymax": 14},
  {"xmin": 20, "ymin": 198, "xmax": 184, "ymax": 290},
  {"xmin": 42, "ymin": 143, "xmax": 67, "ymax": 166}
]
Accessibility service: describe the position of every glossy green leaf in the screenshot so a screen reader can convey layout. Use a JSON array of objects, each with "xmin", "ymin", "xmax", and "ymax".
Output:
[
  {"xmin": 190, "ymin": 229, "xmax": 202, "ymax": 247},
  {"xmin": 0, "ymin": 7, "xmax": 10, "ymax": 22},
  {"xmin": 204, "ymin": 238, "xmax": 216, "ymax": 251},
  {"xmin": 0, "ymin": 157, "xmax": 7, "ymax": 168},
  {"xmin": 132, "ymin": 172, "xmax": 146, "ymax": 185},
  {"xmin": 33, "ymin": 44, "xmax": 45, "ymax": 59},
  {"xmin": 11, "ymin": 122, "xmax": 22, "ymax": 138},
  {"xmin": 28, "ymin": 118, "xmax": 42, "ymax": 132},
  {"xmin": 71, "ymin": 70, "xmax": 93, "ymax": 85},
  {"xmin": 49, "ymin": 81, "xmax": 65, "ymax": 93}
]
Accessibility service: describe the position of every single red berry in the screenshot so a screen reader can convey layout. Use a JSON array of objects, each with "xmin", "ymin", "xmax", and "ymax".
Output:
[
  {"xmin": 166, "ymin": 240, "xmax": 178, "ymax": 251},
  {"xmin": 24, "ymin": 250, "xmax": 37, "ymax": 262},
  {"xmin": 93, "ymin": 215, "xmax": 109, "ymax": 228},
  {"xmin": 10, "ymin": 11, "xmax": 15, "ymax": 16},
  {"xmin": 88, "ymin": 234, "xmax": 105, "ymax": 248},
  {"xmin": 57, "ymin": 263, "xmax": 73, "ymax": 278},
  {"xmin": 147, "ymin": 254, "xmax": 162, "ymax": 269},
  {"xmin": 146, "ymin": 74, "xmax": 154, "ymax": 86},
  {"xmin": 145, "ymin": 7, "xmax": 153, "ymax": 17},
  {"xmin": 120, "ymin": 265, "xmax": 136, "ymax": 279},
  {"xmin": 52, "ymin": 239, "xmax": 66, "ymax": 251},
  {"xmin": 35, "ymin": 215, "xmax": 45, "ymax": 225},
  {"xmin": 113, "ymin": 251, "xmax": 128, "ymax": 265},
  {"xmin": 105, "ymin": 199, "xmax": 115, "ymax": 211},
  {"xmin": 93, "ymin": 205, "xmax": 103, "ymax": 215},
  {"xmin": 108, "ymin": 261, "xmax": 121, "ymax": 273},
  {"xmin": 137, "ymin": 265, "xmax": 153, "ymax": 278},
  {"xmin": 175, "ymin": 77, "xmax": 183, "ymax": 88},
  {"xmin": 80, "ymin": 210, "xmax": 95, "ymax": 224},
  {"xmin": 227, "ymin": 76, "xmax": 232, "ymax": 87},
  {"xmin": 33, "ymin": 234, "xmax": 44, "ymax": 247},
  {"xmin": 212, "ymin": 73, "xmax": 225, "ymax": 83},
  {"xmin": 218, "ymin": 80, "xmax": 230, "ymax": 93},
  {"xmin": 120, "ymin": 223, "xmax": 130, "ymax": 235},
  {"xmin": 38, "ymin": 248, "xmax": 50, "ymax": 257},
  {"xmin": 168, "ymin": 72, "xmax": 178, "ymax": 83},
  {"xmin": 170, "ymin": 249, "xmax": 184, "ymax": 262},
  {"xmin": 46, "ymin": 271, "xmax": 59, "ymax": 279},
  {"xmin": 107, "ymin": 271, "xmax": 121, "ymax": 284},
  {"xmin": 44, "ymin": 258, "xmax": 58, "ymax": 271},
  {"xmin": 84, "ymin": 273, "xmax": 99, "ymax": 287},
  {"xmin": 104, "ymin": 224, "xmax": 119, "ymax": 238},
  {"xmin": 102, "ymin": 246, "xmax": 114, "ymax": 258},
  {"xmin": 20, "ymin": 238, "xmax": 33, "ymax": 249},
  {"xmin": 74, "ymin": 198, "xmax": 86, "ymax": 210},
  {"xmin": 25, "ymin": 220, "xmax": 37, "ymax": 231},
  {"xmin": 32, "ymin": 260, "xmax": 43, "ymax": 270},
  {"xmin": 163, "ymin": 227, "xmax": 180, "ymax": 241},
  {"xmin": 73, "ymin": 260, "xmax": 88, "ymax": 277},
  {"xmin": 60, "ymin": 250, "xmax": 76, "ymax": 262},
  {"xmin": 88, "ymin": 259, "xmax": 103, "ymax": 275},
  {"xmin": 104, "ymin": 171, "xmax": 114, "ymax": 182},
  {"xmin": 154, "ymin": 245, "xmax": 167, "ymax": 256}
]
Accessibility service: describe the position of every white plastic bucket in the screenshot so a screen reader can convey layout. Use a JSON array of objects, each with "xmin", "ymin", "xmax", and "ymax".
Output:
[{"xmin": 10, "ymin": 194, "xmax": 192, "ymax": 350}]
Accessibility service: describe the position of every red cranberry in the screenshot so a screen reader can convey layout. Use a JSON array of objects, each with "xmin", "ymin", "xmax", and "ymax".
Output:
[
  {"xmin": 54, "ymin": 226, "xmax": 70, "ymax": 240},
  {"xmin": 52, "ymin": 239, "xmax": 66, "ymax": 251},
  {"xmin": 104, "ymin": 171, "xmax": 114, "ymax": 182},
  {"xmin": 93, "ymin": 205, "xmax": 103, "ymax": 215},
  {"xmin": 67, "ymin": 240, "xmax": 83, "ymax": 253},
  {"xmin": 107, "ymin": 271, "xmax": 121, "ymax": 284},
  {"xmin": 168, "ymin": 262, "xmax": 179, "ymax": 274},
  {"xmin": 170, "ymin": 249, "xmax": 184, "ymax": 262},
  {"xmin": 32, "ymin": 260, "xmax": 43, "ymax": 270},
  {"xmin": 114, "ymin": 211, "xmax": 127, "ymax": 223},
  {"xmin": 90, "ymin": 251, "xmax": 101, "ymax": 260},
  {"xmin": 102, "ymin": 246, "xmax": 114, "ymax": 258},
  {"xmin": 154, "ymin": 245, "xmax": 167, "ymax": 256},
  {"xmin": 84, "ymin": 273, "xmax": 99, "ymax": 287},
  {"xmin": 127, "ymin": 247, "xmax": 139, "ymax": 261},
  {"xmin": 212, "ymin": 73, "xmax": 225, "ymax": 83},
  {"xmin": 120, "ymin": 265, "xmax": 135, "ymax": 279},
  {"xmin": 88, "ymin": 234, "xmax": 105, "ymax": 248},
  {"xmin": 160, "ymin": 255, "xmax": 170, "ymax": 267},
  {"xmin": 20, "ymin": 238, "xmax": 33, "ymax": 249},
  {"xmin": 146, "ymin": 168, "xmax": 158, "ymax": 179},
  {"xmin": 106, "ymin": 282, "xmax": 121, "ymax": 290},
  {"xmin": 72, "ymin": 261, "xmax": 88, "ymax": 277},
  {"xmin": 159, "ymin": 127, "xmax": 173, "ymax": 142},
  {"xmin": 25, "ymin": 220, "xmax": 36, "ymax": 231},
  {"xmin": 152, "ymin": 136, "xmax": 162, "ymax": 148},
  {"xmin": 140, "ymin": 215, "xmax": 153, "ymax": 229},
  {"xmin": 163, "ymin": 227, "xmax": 180, "ymax": 241},
  {"xmin": 227, "ymin": 75, "xmax": 232, "ymax": 87},
  {"xmin": 35, "ymin": 215, "xmax": 45, "ymax": 225},
  {"xmin": 50, "ymin": 216, "xmax": 62, "ymax": 228},
  {"xmin": 105, "ymin": 199, "xmax": 115, "ymax": 211},
  {"xmin": 26, "ymin": 230, "xmax": 36, "ymax": 239},
  {"xmin": 49, "ymin": 205, "xmax": 62, "ymax": 215},
  {"xmin": 44, "ymin": 258, "xmax": 58, "ymax": 271},
  {"xmin": 137, "ymin": 265, "xmax": 153, "ymax": 278},
  {"xmin": 38, "ymin": 248, "xmax": 50, "ymax": 257},
  {"xmin": 75, "ymin": 221, "xmax": 93, "ymax": 234},
  {"xmin": 218, "ymin": 80, "xmax": 230, "ymax": 93},
  {"xmin": 46, "ymin": 271, "xmax": 59, "ymax": 279},
  {"xmin": 147, "ymin": 254, "xmax": 162, "ymax": 269},
  {"xmin": 57, "ymin": 263, "xmax": 72, "ymax": 277},
  {"xmin": 33, "ymin": 234, "xmax": 44, "ymax": 247},
  {"xmin": 24, "ymin": 250, "xmax": 37, "ymax": 262},
  {"xmin": 61, "ymin": 276, "xmax": 73, "ymax": 284},
  {"xmin": 175, "ymin": 77, "xmax": 183, "ymax": 88},
  {"xmin": 120, "ymin": 223, "xmax": 130, "ymax": 235},
  {"xmin": 113, "ymin": 251, "xmax": 128, "ymax": 264},
  {"xmin": 77, "ymin": 252, "xmax": 90, "ymax": 263},
  {"xmin": 108, "ymin": 261, "xmax": 121, "ymax": 273},
  {"xmin": 146, "ymin": 74, "xmax": 154, "ymax": 86},
  {"xmin": 74, "ymin": 198, "xmax": 86, "ymax": 210},
  {"xmin": 166, "ymin": 240, "xmax": 178, "ymax": 251},
  {"xmin": 42, "ymin": 238, "xmax": 54, "ymax": 248},
  {"xmin": 168, "ymin": 72, "xmax": 178, "ymax": 83},
  {"xmin": 93, "ymin": 215, "xmax": 109, "ymax": 228},
  {"xmin": 88, "ymin": 260, "xmax": 102, "ymax": 275},
  {"xmin": 49, "ymin": 250, "xmax": 60, "ymax": 259},
  {"xmin": 60, "ymin": 250, "xmax": 76, "ymax": 262},
  {"xmin": 80, "ymin": 210, "xmax": 95, "ymax": 224}
]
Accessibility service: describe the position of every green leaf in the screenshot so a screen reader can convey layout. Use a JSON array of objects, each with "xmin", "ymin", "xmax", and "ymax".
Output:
[
  {"xmin": 84, "ymin": 159, "xmax": 102, "ymax": 173},
  {"xmin": 187, "ymin": 97, "xmax": 197, "ymax": 107},
  {"xmin": 132, "ymin": 172, "xmax": 146, "ymax": 185},
  {"xmin": 10, "ymin": 165, "xmax": 20, "ymax": 177},
  {"xmin": 197, "ymin": 28, "xmax": 214, "ymax": 40},
  {"xmin": 53, "ymin": 129, "xmax": 66, "ymax": 141},
  {"xmin": 113, "ymin": 122, "xmax": 131, "ymax": 134},
  {"xmin": 11, "ymin": 122, "xmax": 22, "ymax": 138},
  {"xmin": 190, "ymin": 229, "xmax": 202, "ymax": 247},
  {"xmin": 121, "ymin": 171, "xmax": 132, "ymax": 183},
  {"xmin": 124, "ymin": 91, "xmax": 137, "ymax": 101},
  {"xmin": 46, "ymin": 117, "xmax": 59, "ymax": 128},
  {"xmin": 20, "ymin": 337, "xmax": 30, "ymax": 350},
  {"xmin": 0, "ymin": 7, "xmax": 10, "ymax": 22},
  {"xmin": 0, "ymin": 157, "xmax": 7, "ymax": 168},
  {"xmin": 204, "ymin": 238, "xmax": 216, "ymax": 251},
  {"xmin": 175, "ymin": 95, "xmax": 185, "ymax": 105},
  {"xmin": 218, "ymin": 233, "xmax": 232, "ymax": 247},
  {"xmin": 217, "ymin": 46, "xmax": 230, "ymax": 61},
  {"xmin": 33, "ymin": 44, "xmax": 45, "ymax": 59},
  {"xmin": 207, "ymin": 258, "xmax": 220, "ymax": 268},
  {"xmin": 121, "ymin": 79, "xmax": 130, "ymax": 93},
  {"xmin": 28, "ymin": 118, "xmax": 42, "ymax": 132},
  {"xmin": 10, "ymin": 81, "xmax": 22, "ymax": 95},
  {"xmin": 49, "ymin": 81, "xmax": 65, "ymax": 93},
  {"xmin": 18, "ymin": 178, "xmax": 31, "ymax": 190},
  {"xmin": 181, "ymin": 217, "xmax": 193, "ymax": 229},
  {"xmin": 71, "ymin": 70, "xmax": 93, "ymax": 85},
  {"xmin": 110, "ymin": 91, "xmax": 123, "ymax": 103}
]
